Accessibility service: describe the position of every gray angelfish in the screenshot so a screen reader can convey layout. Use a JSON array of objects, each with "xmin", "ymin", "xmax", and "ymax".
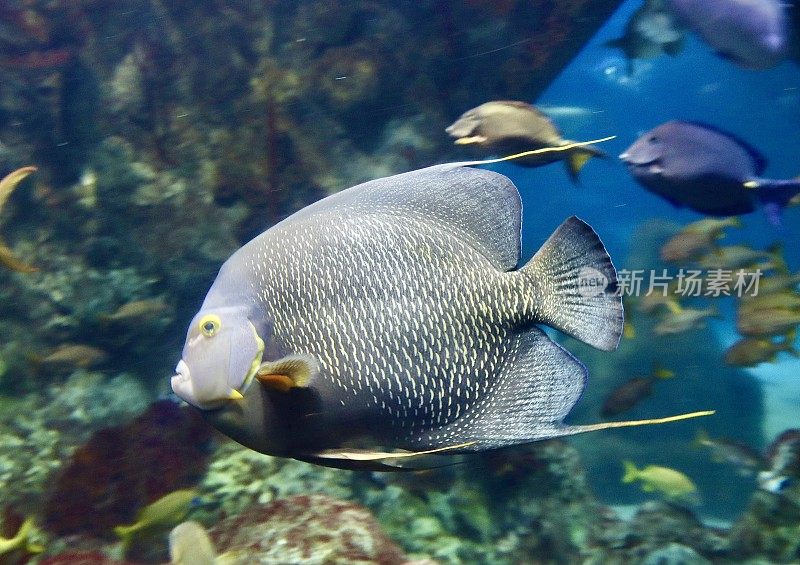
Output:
[{"xmin": 172, "ymin": 163, "xmax": 712, "ymax": 470}]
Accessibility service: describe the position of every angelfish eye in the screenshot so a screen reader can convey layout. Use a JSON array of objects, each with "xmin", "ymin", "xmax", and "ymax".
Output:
[{"xmin": 199, "ymin": 314, "xmax": 222, "ymax": 337}]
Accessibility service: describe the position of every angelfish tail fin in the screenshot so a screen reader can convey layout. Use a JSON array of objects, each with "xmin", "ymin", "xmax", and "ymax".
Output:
[{"xmin": 520, "ymin": 216, "xmax": 623, "ymax": 351}]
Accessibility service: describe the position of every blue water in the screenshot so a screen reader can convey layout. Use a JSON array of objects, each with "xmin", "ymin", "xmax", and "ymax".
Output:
[
  {"xmin": 513, "ymin": 0, "xmax": 800, "ymax": 261},
  {"xmin": 488, "ymin": 0, "xmax": 800, "ymax": 518}
]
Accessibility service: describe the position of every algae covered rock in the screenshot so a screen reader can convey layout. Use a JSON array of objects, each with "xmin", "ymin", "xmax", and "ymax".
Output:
[{"xmin": 210, "ymin": 494, "xmax": 412, "ymax": 565}]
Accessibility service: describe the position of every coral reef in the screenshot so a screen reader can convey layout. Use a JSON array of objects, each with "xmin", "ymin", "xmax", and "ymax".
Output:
[
  {"xmin": 43, "ymin": 400, "xmax": 211, "ymax": 539},
  {"xmin": 210, "ymin": 494, "xmax": 411, "ymax": 565},
  {"xmin": 729, "ymin": 488, "xmax": 800, "ymax": 562},
  {"xmin": 0, "ymin": 371, "xmax": 150, "ymax": 514}
]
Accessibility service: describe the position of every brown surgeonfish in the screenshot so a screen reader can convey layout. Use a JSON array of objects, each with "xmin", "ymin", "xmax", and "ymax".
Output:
[{"xmin": 446, "ymin": 101, "xmax": 606, "ymax": 182}]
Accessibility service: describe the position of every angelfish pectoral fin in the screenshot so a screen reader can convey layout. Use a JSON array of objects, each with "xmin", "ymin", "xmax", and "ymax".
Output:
[
  {"xmin": 256, "ymin": 373, "xmax": 297, "ymax": 393},
  {"xmin": 256, "ymin": 354, "xmax": 318, "ymax": 392},
  {"xmin": 561, "ymin": 410, "xmax": 715, "ymax": 436}
]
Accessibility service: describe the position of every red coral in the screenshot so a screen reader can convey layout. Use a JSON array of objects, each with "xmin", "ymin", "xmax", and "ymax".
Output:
[{"xmin": 43, "ymin": 400, "xmax": 212, "ymax": 538}]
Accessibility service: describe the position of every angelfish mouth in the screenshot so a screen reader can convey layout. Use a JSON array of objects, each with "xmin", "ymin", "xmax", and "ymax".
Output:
[
  {"xmin": 173, "ymin": 360, "xmax": 190, "ymax": 384},
  {"xmin": 170, "ymin": 361, "xmax": 191, "ymax": 400}
]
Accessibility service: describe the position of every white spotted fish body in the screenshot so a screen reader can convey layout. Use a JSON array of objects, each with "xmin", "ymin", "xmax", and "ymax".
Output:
[{"xmin": 172, "ymin": 163, "xmax": 707, "ymax": 469}]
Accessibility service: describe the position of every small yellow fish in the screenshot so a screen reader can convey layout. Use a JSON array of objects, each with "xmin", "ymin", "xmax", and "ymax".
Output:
[
  {"xmin": 747, "ymin": 271, "xmax": 800, "ymax": 296},
  {"xmin": 738, "ymin": 290, "xmax": 800, "ymax": 313},
  {"xmin": 698, "ymin": 244, "xmax": 783, "ymax": 272},
  {"xmin": 653, "ymin": 305, "xmax": 717, "ymax": 335},
  {"xmin": 114, "ymin": 489, "xmax": 199, "ymax": 551},
  {"xmin": 737, "ymin": 307, "xmax": 800, "ymax": 337},
  {"xmin": 636, "ymin": 288, "xmax": 682, "ymax": 315},
  {"xmin": 0, "ymin": 166, "xmax": 38, "ymax": 273},
  {"xmin": 622, "ymin": 460, "xmax": 697, "ymax": 501},
  {"xmin": 660, "ymin": 217, "xmax": 741, "ymax": 263}
]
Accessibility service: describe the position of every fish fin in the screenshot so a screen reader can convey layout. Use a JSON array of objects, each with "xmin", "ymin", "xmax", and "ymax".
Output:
[
  {"xmin": 114, "ymin": 524, "xmax": 136, "ymax": 548},
  {"xmin": 421, "ymin": 327, "xmax": 589, "ymax": 449},
  {"xmin": 665, "ymin": 298, "xmax": 683, "ymax": 315},
  {"xmin": 622, "ymin": 460, "xmax": 638, "ymax": 483},
  {"xmin": 693, "ymin": 429, "xmax": 709, "ymax": 449},
  {"xmin": 0, "ymin": 241, "xmax": 38, "ymax": 273},
  {"xmin": 277, "ymin": 164, "xmax": 524, "ymax": 271},
  {"xmin": 453, "ymin": 135, "xmax": 487, "ymax": 145},
  {"xmin": 764, "ymin": 202, "xmax": 783, "ymax": 227},
  {"xmin": 565, "ymin": 150, "xmax": 591, "ymax": 183},
  {"xmin": 754, "ymin": 178, "xmax": 800, "ymax": 226},
  {"xmin": 623, "ymin": 320, "xmax": 636, "ymax": 339},
  {"xmin": 521, "ymin": 216, "xmax": 623, "ymax": 351},
  {"xmin": 0, "ymin": 166, "xmax": 36, "ymax": 211},
  {"xmin": 458, "ymin": 137, "xmax": 615, "ymax": 168},
  {"xmin": 297, "ymin": 442, "xmax": 475, "ymax": 472},
  {"xmin": 641, "ymin": 483, "xmax": 655, "ymax": 492},
  {"xmin": 256, "ymin": 354, "xmax": 318, "ymax": 391},
  {"xmin": 553, "ymin": 410, "xmax": 715, "ymax": 437}
]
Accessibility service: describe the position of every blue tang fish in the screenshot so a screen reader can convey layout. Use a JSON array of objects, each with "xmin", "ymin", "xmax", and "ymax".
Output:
[
  {"xmin": 172, "ymin": 163, "xmax": 712, "ymax": 470},
  {"xmin": 620, "ymin": 120, "xmax": 800, "ymax": 224},
  {"xmin": 666, "ymin": 0, "xmax": 788, "ymax": 69}
]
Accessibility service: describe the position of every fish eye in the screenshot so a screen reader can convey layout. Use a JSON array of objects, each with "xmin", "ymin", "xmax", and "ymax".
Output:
[
  {"xmin": 648, "ymin": 135, "xmax": 659, "ymax": 142},
  {"xmin": 198, "ymin": 314, "xmax": 222, "ymax": 337}
]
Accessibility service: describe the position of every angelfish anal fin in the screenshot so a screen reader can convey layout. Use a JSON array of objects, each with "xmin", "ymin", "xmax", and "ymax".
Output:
[
  {"xmin": 559, "ymin": 410, "xmax": 716, "ymax": 436},
  {"xmin": 256, "ymin": 354, "xmax": 318, "ymax": 391},
  {"xmin": 296, "ymin": 441, "xmax": 476, "ymax": 472}
]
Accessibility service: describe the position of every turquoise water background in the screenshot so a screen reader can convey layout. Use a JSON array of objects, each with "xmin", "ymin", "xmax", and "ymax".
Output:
[{"xmin": 487, "ymin": 0, "xmax": 800, "ymax": 517}]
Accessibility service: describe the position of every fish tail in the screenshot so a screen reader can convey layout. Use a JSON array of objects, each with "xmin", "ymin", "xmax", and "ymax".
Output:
[
  {"xmin": 565, "ymin": 145, "xmax": 606, "ymax": 183},
  {"xmin": 622, "ymin": 460, "xmax": 639, "ymax": 484},
  {"xmin": 693, "ymin": 428, "xmax": 710, "ymax": 449},
  {"xmin": 781, "ymin": 329, "xmax": 798, "ymax": 356},
  {"xmin": 520, "ymin": 216, "xmax": 623, "ymax": 351},
  {"xmin": 114, "ymin": 524, "xmax": 135, "ymax": 548},
  {"xmin": 748, "ymin": 178, "xmax": 800, "ymax": 222}
]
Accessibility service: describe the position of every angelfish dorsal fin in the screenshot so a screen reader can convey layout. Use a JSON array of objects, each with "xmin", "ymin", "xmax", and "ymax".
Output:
[{"xmin": 256, "ymin": 354, "xmax": 318, "ymax": 391}]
